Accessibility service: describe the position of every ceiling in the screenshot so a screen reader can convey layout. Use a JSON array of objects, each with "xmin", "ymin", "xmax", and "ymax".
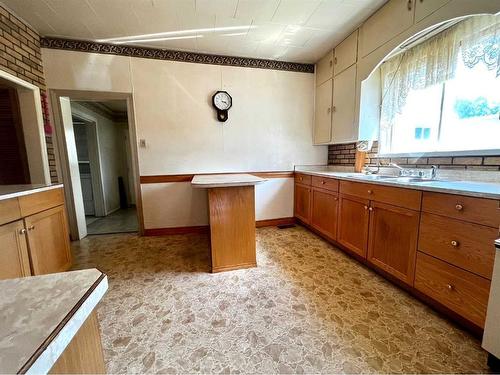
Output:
[{"xmin": 1, "ymin": 0, "xmax": 386, "ymax": 63}]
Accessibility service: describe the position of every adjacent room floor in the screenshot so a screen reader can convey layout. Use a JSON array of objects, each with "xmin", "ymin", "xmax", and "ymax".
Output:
[
  {"xmin": 86, "ymin": 207, "xmax": 138, "ymax": 235},
  {"xmin": 71, "ymin": 226, "xmax": 488, "ymax": 374}
]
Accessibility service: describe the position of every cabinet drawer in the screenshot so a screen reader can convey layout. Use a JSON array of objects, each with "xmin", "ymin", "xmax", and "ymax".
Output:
[
  {"xmin": 340, "ymin": 181, "xmax": 421, "ymax": 210},
  {"xmin": 414, "ymin": 252, "xmax": 490, "ymax": 328},
  {"xmin": 0, "ymin": 198, "xmax": 21, "ymax": 225},
  {"xmin": 294, "ymin": 173, "xmax": 311, "ymax": 186},
  {"xmin": 18, "ymin": 187, "xmax": 64, "ymax": 217},
  {"xmin": 422, "ymin": 192, "xmax": 499, "ymax": 228},
  {"xmin": 312, "ymin": 176, "xmax": 338, "ymax": 192},
  {"xmin": 419, "ymin": 213, "xmax": 497, "ymax": 279}
]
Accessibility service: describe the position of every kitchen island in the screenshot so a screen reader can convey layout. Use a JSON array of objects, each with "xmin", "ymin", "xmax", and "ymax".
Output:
[
  {"xmin": 0, "ymin": 268, "xmax": 108, "ymax": 374},
  {"xmin": 192, "ymin": 174, "xmax": 266, "ymax": 273}
]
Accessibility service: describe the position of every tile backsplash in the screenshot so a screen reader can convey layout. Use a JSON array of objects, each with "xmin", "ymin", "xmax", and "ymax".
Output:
[{"xmin": 328, "ymin": 141, "xmax": 500, "ymax": 171}]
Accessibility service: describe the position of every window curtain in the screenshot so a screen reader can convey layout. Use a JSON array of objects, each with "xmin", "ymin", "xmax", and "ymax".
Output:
[{"xmin": 380, "ymin": 14, "xmax": 499, "ymax": 134}]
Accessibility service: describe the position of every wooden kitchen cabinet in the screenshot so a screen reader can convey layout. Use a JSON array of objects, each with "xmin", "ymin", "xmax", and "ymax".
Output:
[
  {"xmin": 294, "ymin": 183, "xmax": 311, "ymax": 224},
  {"xmin": 338, "ymin": 194, "xmax": 370, "ymax": 258},
  {"xmin": 25, "ymin": 205, "xmax": 72, "ymax": 276},
  {"xmin": 331, "ymin": 64, "xmax": 357, "ymax": 143},
  {"xmin": 334, "ymin": 30, "xmax": 358, "ymax": 76},
  {"xmin": 311, "ymin": 188, "xmax": 338, "ymax": 240},
  {"xmin": 316, "ymin": 50, "xmax": 334, "ymax": 86},
  {"xmin": 313, "ymin": 78, "xmax": 333, "ymax": 144},
  {"xmin": 359, "ymin": 0, "xmax": 415, "ymax": 57},
  {"xmin": 367, "ymin": 201, "xmax": 419, "ymax": 285},
  {"xmin": 0, "ymin": 220, "xmax": 31, "ymax": 280}
]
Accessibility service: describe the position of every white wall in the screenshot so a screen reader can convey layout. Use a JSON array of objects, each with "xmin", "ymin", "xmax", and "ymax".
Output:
[
  {"xmin": 42, "ymin": 49, "xmax": 327, "ymax": 229},
  {"xmin": 71, "ymin": 102, "xmax": 128, "ymax": 215}
]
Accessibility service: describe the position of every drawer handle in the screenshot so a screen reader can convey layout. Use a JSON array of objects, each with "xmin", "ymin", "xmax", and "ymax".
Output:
[
  {"xmin": 446, "ymin": 284, "xmax": 454, "ymax": 291},
  {"xmin": 455, "ymin": 204, "xmax": 463, "ymax": 211},
  {"xmin": 19, "ymin": 228, "xmax": 26, "ymax": 235},
  {"xmin": 367, "ymin": 190, "xmax": 373, "ymax": 194},
  {"xmin": 451, "ymin": 240, "xmax": 459, "ymax": 247}
]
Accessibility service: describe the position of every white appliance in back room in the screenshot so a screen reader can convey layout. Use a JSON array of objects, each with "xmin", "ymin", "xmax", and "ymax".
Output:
[{"xmin": 483, "ymin": 239, "xmax": 500, "ymax": 371}]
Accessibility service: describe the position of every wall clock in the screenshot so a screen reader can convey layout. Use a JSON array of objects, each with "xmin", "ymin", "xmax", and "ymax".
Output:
[{"xmin": 212, "ymin": 91, "xmax": 232, "ymax": 122}]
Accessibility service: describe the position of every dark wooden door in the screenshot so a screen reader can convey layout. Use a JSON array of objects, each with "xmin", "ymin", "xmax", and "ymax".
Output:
[
  {"xmin": 338, "ymin": 194, "xmax": 370, "ymax": 258},
  {"xmin": 311, "ymin": 188, "xmax": 338, "ymax": 240},
  {"xmin": 367, "ymin": 201, "xmax": 420, "ymax": 285},
  {"xmin": 0, "ymin": 87, "xmax": 30, "ymax": 184}
]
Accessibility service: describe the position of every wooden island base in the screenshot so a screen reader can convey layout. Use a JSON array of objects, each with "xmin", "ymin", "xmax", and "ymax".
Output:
[{"xmin": 208, "ymin": 186, "xmax": 257, "ymax": 273}]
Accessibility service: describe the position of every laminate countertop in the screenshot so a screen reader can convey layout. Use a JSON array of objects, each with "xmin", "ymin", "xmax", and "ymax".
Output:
[
  {"xmin": 0, "ymin": 269, "xmax": 108, "ymax": 374},
  {"xmin": 0, "ymin": 184, "xmax": 63, "ymax": 201},
  {"xmin": 191, "ymin": 174, "xmax": 266, "ymax": 188},
  {"xmin": 295, "ymin": 166, "xmax": 500, "ymax": 200}
]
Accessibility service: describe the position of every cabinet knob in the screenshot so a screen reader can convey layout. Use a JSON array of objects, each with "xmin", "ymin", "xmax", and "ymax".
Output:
[
  {"xmin": 299, "ymin": 177, "xmax": 303, "ymax": 180},
  {"xmin": 367, "ymin": 189, "xmax": 373, "ymax": 194},
  {"xmin": 19, "ymin": 228, "xmax": 26, "ymax": 234},
  {"xmin": 332, "ymin": 106, "xmax": 336, "ymax": 113},
  {"xmin": 364, "ymin": 205, "xmax": 368, "ymax": 210},
  {"xmin": 321, "ymin": 180, "xmax": 326, "ymax": 184},
  {"xmin": 329, "ymin": 60, "xmax": 333, "ymax": 67},
  {"xmin": 368, "ymin": 207, "xmax": 373, "ymax": 211},
  {"xmin": 334, "ymin": 57, "xmax": 337, "ymax": 65},
  {"xmin": 455, "ymin": 204, "xmax": 463, "ymax": 211},
  {"xmin": 451, "ymin": 240, "xmax": 459, "ymax": 247},
  {"xmin": 327, "ymin": 107, "xmax": 331, "ymax": 114},
  {"xmin": 446, "ymin": 284, "xmax": 454, "ymax": 291},
  {"xmin": 28, "ymin": 225, "xmax": 35, "ymax": 230},
  {"xmin": 334, "ymin": 197, "xmax": 338, "ymax": 201}
]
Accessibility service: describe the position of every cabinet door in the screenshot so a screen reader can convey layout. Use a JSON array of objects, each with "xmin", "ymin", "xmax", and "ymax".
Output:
[
  {"xmin": 334, "ymin": 30, "xmax": 358, "ymax": 76},
  {"xmin": 415, "ymin": 0, "xmax": 450, "ymax": 23},
  {"xmin": 25, "ymin": 205, "xmax": 72, "ymax": 275},
  {"xmin": 316, "ymin": 50, "xmax": 334, "ymax": 86},
  {"xmin": 313, "ymin": 79, "xmax": 333, "ymax": 144},
  {"xmin": 359, "ymin": 0, "xmax": 415, "ymax": 57},
  {"xmin": 338, "ymin": 194, "xmax": 370, "ymax": 257},
  {"xmin": 331, "ymin": 65, "xmax": 357, "ymax": 143},
  {"xmin": 294, "ymin": 183, "xmax": 311, "ymax": 224},
  {"xmin": 311, "ymin": 188, "xmax": 338, "ymax": 240},
  {"xmin": 0, "ymin": 220, "xmax": 31, "ymax": 280},
  {"xmin": 367, "ymin": 201, "xmax": 419, "ymax": 285}
]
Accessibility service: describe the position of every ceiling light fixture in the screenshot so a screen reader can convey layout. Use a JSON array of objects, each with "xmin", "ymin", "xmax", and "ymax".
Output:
[
  {"xmin": 114, "ymin": 35, "xmax": 204, "ymax": 44},
  {"xmin": 98, "ymin": 25, "xmax": 256, "ymax": 43}
]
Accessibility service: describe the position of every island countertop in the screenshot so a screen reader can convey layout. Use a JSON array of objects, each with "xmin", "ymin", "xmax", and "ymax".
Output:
[
  {"xmin": 0, "ymin": 183, "xmax": 63, "ymax": 201},
  {"xmin": 295, "ymin": 166, "xmax": 500, "ymax": 200},
  {"xmin": 191, "ymin": 173, "xmax": 266, "ymax": 188},
  {"xmin": 0, "ymin": 269, "xmax": 108, "ymax": 374}
]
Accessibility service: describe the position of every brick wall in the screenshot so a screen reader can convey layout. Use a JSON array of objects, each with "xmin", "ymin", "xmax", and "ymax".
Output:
[
  {"xmin": 329, "ymin": 141, "xmax": 500, "ymax": 171},
  {"xmin": 0, "ymin": 5, "xmax": 58, "ymax": 183}
]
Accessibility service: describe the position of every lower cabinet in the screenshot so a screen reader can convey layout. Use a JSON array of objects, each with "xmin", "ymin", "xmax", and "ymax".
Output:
[
  {"xmin": 0, "ymin": 220, "xmax": 31, "ymax": 280},
  {"xmin": 25, "ymin": 205, "xmax": 72, "ymax": 276},
  {"xmin": 311, "ymin": 188, "xmax": 338, "ymax": 240},
  {"xmin": 367, "ymin": 201, "xmax": 419, "ymax": 285},
  {"xmin": 337, "ymin": 194, "xmax": 370, "ymax": 257},
  {"xmin": 294, "ymin": 183, "xmax": 311, "ymax": 224}
]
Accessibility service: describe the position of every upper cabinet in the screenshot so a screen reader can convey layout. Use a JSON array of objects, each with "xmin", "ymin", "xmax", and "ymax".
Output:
[
  {"xmin": 331, "ymin": 65, "xmax": 357, "ymax": 143},
  {"xmin": 313, "ymin": 79, "xmax": 333, "ymax": 144},
  {"xmin": 315, "ymin": 50, "xmax": 334, "ymax": 86},
  {"xmin": 334, "ymin": 30, "xmax": 358, "ymax": 76},
  {"xmin": 415, "ymin": 0, "xmax": 451, "ymax": 23},
  {"xmin": 359, "ymin": 0, "xmax": 415, "ymax": 58}
]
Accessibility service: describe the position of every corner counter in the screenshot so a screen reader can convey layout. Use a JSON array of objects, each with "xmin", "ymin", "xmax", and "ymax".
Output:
[{"xmin": 0, "ymin": 269, "xmax": 108, "ymax": 374}]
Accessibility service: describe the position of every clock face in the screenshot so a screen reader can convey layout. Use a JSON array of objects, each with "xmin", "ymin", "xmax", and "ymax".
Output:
[{"xmin": 213, "ymin": 91, "xmax": 232, "ymax": 110}]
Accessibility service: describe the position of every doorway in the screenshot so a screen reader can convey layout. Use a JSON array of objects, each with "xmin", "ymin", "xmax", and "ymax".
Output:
[{"xmin": 51, "ymin": 91, "xmax": 142, "ymax": 240}]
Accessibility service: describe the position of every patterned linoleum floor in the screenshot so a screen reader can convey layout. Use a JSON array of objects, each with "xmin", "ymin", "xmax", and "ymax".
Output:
[{"xmin": 71, "ymin": 226, "xmax": 489, "ymax": 374}]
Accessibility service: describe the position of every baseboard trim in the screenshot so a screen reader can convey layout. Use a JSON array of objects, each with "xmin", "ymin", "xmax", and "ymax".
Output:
[
  {"xmin": 256, "ymin": 217, "xmax": 296, "ymax": 228},
  {"xmin": 144, "ymin": 217, "xmax": 296, "ymax": 236}
]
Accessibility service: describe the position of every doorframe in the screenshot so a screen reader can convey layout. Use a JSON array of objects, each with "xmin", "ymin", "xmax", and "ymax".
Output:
[
  {"xmin": 49, "ymin": 89, "xmax": 144, "ymax": 240},
  {"xmin": 71, "ymin": 112, "xmax": 106, "ymax": 217}
]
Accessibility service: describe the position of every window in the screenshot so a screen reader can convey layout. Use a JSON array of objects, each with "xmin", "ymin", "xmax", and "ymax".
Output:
[{"xmin": 379, "ymin": 15, "xmax": 500, "ymax": 155}]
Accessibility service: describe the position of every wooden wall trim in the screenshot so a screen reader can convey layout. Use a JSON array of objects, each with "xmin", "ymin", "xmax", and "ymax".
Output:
[
  {"xmin": 140, "ymin": 171, "xmax": 294, "ymax": 184},
  {"xmin": 144, "ymin": 217, "xmax": 296, "ymax": 236}
]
